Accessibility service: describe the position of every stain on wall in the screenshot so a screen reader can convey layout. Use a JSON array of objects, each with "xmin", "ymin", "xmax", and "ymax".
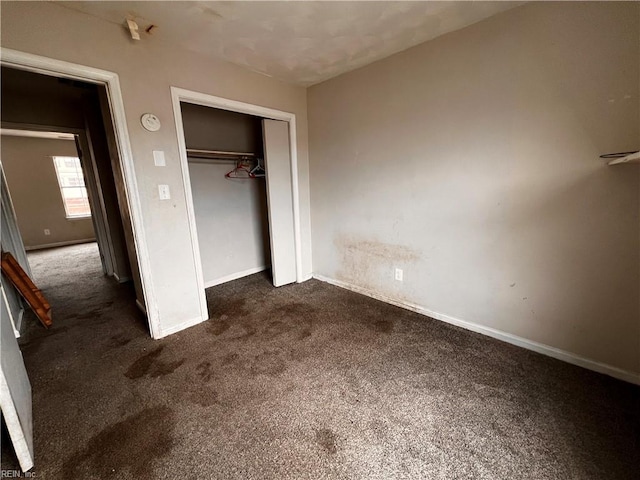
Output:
[{"xmin": 334, "ymin": 234, "xmax": 420, "ymax": 300}]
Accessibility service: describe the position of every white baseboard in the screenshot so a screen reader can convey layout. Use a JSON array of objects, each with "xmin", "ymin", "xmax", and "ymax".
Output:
[
  {"xmin": 158, "ymin": 314, "xmax": 207, "ymax": 338},
  {"xmin": 299, "ymin": 272, "xmax": 314, "ymax": 283},
  {"xmin": 204, "ymin": 266, "xmax": 268, "ymax": 288},
  {"xmin": 313, "ymin": 274, "xmax": 640, "ymax": 385},
  {"xmin": 135, "ymin": 299, "xmax": 147, "ymax": 316},
  {"xmin": 25, "ymin": 238, "xmax": 96, "ymax": 251},
  {"xmin": 112, "ymin": 272, "xmax": 131, "ymax": 284},
  {"xmin": 15, "ymin": 308, "xmax": 24, "ymax": 338}
]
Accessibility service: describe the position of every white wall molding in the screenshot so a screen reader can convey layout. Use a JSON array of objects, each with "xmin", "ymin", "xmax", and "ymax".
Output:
[
  {"xmin": 15, "ymin": 309, "xmax": 24, "ymax": 339},
  {"xmin": 204, "ymin": 266, "xmax": 268, "ymax": 289},
  {"xmin": 111, "ymin": 272, "xmax": 131, "ymax": 284},
  {"xmin": 1, "ymin": 287, "xmax": 22, "ymax": 338},
  {"xmin": 158, "ymin": 315, "xmax": 207, "ymax": 338},
  {"xmin": 0, "ymin": 162, "xmax": 31, "ymax": 277},
  {"xmin": 313, "ymin": 274, "xmax": 640, "ymax": 385},
  {"xmin": 24, "ymin": 238, "xmax": 96, "ymax": 251},
  {"xmin": 1, "ymin": 47, "xmax": 161, "ymax": 338}
]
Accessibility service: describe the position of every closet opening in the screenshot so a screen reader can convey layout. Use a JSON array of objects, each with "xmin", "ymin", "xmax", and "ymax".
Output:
[
  {"xmin": 173, "ymin": 87, "xmax": 301, "ymax": 322},
  {"xmin": 180, "ymin": 103, "xmax": 272, "ymax": 288}
]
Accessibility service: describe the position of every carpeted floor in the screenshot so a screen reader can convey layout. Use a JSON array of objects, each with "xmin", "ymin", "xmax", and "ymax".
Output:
[{"xmin": 1, "ymin": 242, "xmax": 638, "ymax": 479}]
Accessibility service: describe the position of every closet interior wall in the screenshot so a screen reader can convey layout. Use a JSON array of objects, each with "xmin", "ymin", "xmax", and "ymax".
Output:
[{"xmin": 180, "ymin": 103, "xmax": 270, "ymax": 287}]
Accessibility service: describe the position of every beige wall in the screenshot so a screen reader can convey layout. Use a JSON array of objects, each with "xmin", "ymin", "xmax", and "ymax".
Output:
[
  {"xmin": 0, "ymin": 1, "xmax": 312, "ymax": 333},
  {"xmin": 181, "ymin": 103, "xmax": 270, "ymax": 285},
  {"xmin": 308, "ymin": 2, "xmax": 640, "ymax": 374},
  {"xmin": 1, "ymin": 135, "xmax": 96, "ymax": 248}
]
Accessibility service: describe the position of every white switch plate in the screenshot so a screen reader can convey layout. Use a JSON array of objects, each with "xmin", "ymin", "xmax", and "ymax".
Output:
[
  {"xmin": 158, "ymin": 184, "xmax": 171, "ymax": 200},
  {"xmin": 153, "ymin": 150, "xmax": 166, "ymax": 167},
  {"xmin": 395, "ymin": 268, "xmax": 403, "ymax": 282}
]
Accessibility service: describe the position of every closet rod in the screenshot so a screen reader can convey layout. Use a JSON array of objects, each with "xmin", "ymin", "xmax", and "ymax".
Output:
[{"xmin": 186, "ymin": 148, "xmax": 256, "ymax": 161}]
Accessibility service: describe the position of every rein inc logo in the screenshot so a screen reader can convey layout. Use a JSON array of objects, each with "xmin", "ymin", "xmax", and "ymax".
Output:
[{"xmin": 1, "ymin": 471, "xmax": 36, "ymax": 478}]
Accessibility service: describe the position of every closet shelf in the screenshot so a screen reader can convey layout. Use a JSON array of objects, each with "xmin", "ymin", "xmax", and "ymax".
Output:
[
  {"xmin": 186, "ymin": 148, "xmax": 256, "ymax": 161},
  {"xmin": 601, "ymin": 151, "xmax": 639, "ymax": 165}
]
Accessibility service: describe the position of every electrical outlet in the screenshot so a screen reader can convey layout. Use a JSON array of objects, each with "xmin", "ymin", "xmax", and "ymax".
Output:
[
  {"xmin": 44, "ymin": 229, "xmax": 51, "ymax": 236},
  {"xmin": 395, "ymin": 268, "xmax": 403, "ymax": 282}
]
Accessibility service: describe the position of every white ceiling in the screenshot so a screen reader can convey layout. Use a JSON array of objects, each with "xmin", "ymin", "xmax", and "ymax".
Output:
[{"xmin": 58, "ymin": 1, "xmax": 523, "ymax": 86}]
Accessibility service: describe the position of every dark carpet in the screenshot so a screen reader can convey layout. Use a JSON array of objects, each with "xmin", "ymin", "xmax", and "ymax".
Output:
[{"xmin": 1, "ymin": 242, "xmax": 638, "ymax": 479}]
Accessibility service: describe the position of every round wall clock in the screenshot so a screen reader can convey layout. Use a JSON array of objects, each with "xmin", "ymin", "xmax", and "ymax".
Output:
[{"xmin": 141, "ymin": 113, "xmax": 161, "ymax": 132}]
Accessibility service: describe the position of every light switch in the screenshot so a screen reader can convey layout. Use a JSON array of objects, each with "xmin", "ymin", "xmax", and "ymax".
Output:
[
  {"xmin": 158, "ymin": 184, "xmax": 171, "ymax": 200},
  {"xmin": 153, "ymin": 150, "xmax": 166, "ymax": 167}
]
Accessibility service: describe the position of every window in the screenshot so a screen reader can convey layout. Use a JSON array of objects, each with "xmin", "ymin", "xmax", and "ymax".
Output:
[{"xmin": 52, "ymin": 156, "xmax": 91, "ymax": 218}]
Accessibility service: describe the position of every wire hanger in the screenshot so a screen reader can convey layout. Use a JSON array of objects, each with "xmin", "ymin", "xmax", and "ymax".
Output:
[
  {"xmin": 249, "ymin": 158, "xmax": 265, "ymax": 178},
  {"xmin": 225, "ymin": 159, "xmax": 253, "ymax": 178}
]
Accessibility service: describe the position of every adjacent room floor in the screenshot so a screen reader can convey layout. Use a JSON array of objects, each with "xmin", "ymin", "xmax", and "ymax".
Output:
[{"xmin": 1, "ymin": 243, "xmax": 638, "ymax": 479}]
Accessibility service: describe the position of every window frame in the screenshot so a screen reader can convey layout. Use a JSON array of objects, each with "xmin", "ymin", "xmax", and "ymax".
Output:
[{"xmin": 51, "ymin": 156, "xmax": 92, "ymax": 219}]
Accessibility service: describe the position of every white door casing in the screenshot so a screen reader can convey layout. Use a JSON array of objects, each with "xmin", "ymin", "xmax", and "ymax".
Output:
[
  {"xmin": 171, "ymin": 87, "xmax": 304, "ymax": 322},
  {"xmin": 0, "ymin": 162, "xmax": 30, "ymax": 275}
]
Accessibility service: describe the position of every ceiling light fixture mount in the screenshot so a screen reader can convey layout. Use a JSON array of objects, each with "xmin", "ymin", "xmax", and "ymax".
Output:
[{"xmin": 126, "ymin": 18, "xmax": 140, "ymax": 41}]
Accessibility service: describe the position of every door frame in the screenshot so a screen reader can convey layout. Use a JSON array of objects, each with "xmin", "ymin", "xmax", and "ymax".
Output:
[
  {"xmin": 1, "ymin": 122, "xmax": 116, "ymax": 278},
  {"xmin": 1, "ymin": 164, "xmax": 28, "ymax": 336},
  {"xmin": 170, "ymin": 87, "xmax": 303, "ymax": 320},
  {"xmin": 0, "ymin": 161, "xmax": 30, "ymax": 276},
  {"xmin": 0, "ymin": 48, "xmax": 160, "ymax": 338}
]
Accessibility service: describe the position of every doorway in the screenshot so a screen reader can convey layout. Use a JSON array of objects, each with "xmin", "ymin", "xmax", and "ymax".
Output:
[
  {"xmin": 0, "ymin": 129, "xmax": 97, "ymax": 332},
  {"xmin": 171, "ymin": 87, "xmax": 303, "ymax": 319},
  {"xmin": 0, "ymin": 67, "xmax": 144, "ymax": 333},
  {"xmin": 0, "ymin": 48, "xmax": 159, "ymax": 338}
]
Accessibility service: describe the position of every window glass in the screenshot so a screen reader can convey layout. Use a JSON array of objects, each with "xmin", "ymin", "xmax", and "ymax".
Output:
[{"xmin": 52, "ymin": 156, "xmax": 91, "ymax": 218}]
